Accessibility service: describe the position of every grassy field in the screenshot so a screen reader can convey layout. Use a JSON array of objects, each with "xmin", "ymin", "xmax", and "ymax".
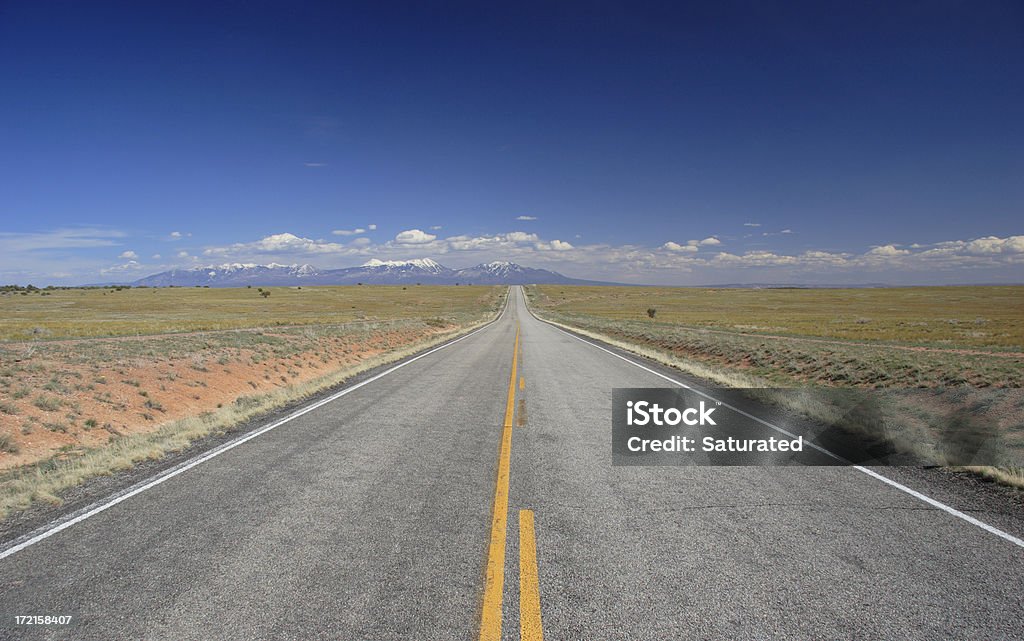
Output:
[
  {"xmin": 526, "ymin": 285, "xmax": 1024, "ymax": 484},
  {"xmin": 0, "ymin": 285, "xmax": 499, "ymax": 340},
  {"xmin": 0, "ymin": 286, "xmax": 505, "ymax": 517},
  {"xmin": 529, "ymin": 285, "xmax": 1024, "ymax": 349}
]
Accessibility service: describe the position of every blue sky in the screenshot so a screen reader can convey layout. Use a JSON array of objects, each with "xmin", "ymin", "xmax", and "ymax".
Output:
[{"xmin": 1, "ymin": 1, "xmax": 1021, "ymax": 285}]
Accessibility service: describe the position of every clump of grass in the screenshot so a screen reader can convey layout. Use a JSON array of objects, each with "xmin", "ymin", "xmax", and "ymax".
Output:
[
  {"xmin": 233, "ymin": 395, "xmax": 264, "ymax": 411},
  {"xmin": 0, "ymin": 402, "xmax": 19, "ymax": 415},
  {"xmin": 0, "ymin": 433, "xmax": 19, "ymax": 454},
  {"xmin": 33, "ymin": 395, "xmax": 63, "ymax": 411},
  {"xmin": 42, "ymin": 379, "xmax": 68, "ymax": 393}
]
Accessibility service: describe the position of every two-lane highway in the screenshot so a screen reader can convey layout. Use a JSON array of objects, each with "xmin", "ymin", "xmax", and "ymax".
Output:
[{"xmin": 1, "ymin": 286, "xmax": 1022, "ymax": 640}]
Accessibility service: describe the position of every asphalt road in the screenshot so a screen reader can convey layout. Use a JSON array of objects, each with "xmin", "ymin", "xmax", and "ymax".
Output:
[{"xmin": 1, "ymin": 286, "xmax": 1022, "ymax": 640}]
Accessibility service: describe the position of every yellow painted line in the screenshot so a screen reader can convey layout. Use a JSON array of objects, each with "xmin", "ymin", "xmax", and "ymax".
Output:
[
  {"xmin": 479, "ymin": 324, "xmax": 519, "ymax": 641},
  {"xmin": 519, "ymin": 376, "xmax": 525, "ymax": 391},
  {"xmin": 519, "ymin": 510, "xmax": 545, "ymax": 641}
]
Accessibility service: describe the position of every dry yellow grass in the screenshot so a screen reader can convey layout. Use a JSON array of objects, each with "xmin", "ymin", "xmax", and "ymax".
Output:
[
  {"xmin": 531, "ymin": 285, "xmax": 1024, "ymax": 349},
  {"xmin": 0, "ymin": 285, "xmax": 500, "ymax": 340}
]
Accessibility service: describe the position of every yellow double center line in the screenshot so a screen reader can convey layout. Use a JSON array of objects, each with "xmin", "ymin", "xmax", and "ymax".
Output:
[
  {"xmin": 479, "ymin": 324, "xmax": 519, "ymax": 641},
  {"xmin": 480, "ymin": 323, "xmax": 546, "ymax": 641},
  {"xmin": 519, "ymin": 510, "xmax": 543, "ymax": 640}
]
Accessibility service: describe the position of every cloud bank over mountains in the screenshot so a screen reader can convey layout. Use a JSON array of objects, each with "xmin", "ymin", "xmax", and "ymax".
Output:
[{"xmin": 2, "ymin": 226, "xmax": 1022, "ymax": 286}]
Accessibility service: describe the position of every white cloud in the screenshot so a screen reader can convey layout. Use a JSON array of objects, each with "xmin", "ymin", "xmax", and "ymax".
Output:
[
  {"xmin": 743, "ymin": 222, "xmax": 761, "ymax": 227},
  {"xmin": 394, "ymin": 229, "xmax": 437, "ymax": 244},
  {"xmin": 780, "ymin": 229, "xmax": 794, "ymax": 234},
  {"xmin": 100, "ymin": 260, "xmax": 146, "ymax": 275},
  {"xmin": 430, "ymin": 225, "xmax": 443, "ymax": 231},
  {"xmin": 304, "ymin": 162, "xmax": 327, "ymax": 167},
  {"xmin": 964, "ymin": 235, "xmax": 1024, "ymax": 254},
  {"xmin": 506, "ymin": 231, "xmax": 539, "ymax": 243},
  {"xmin": 368, "ymin": 224, "xmax": 377, "ymax": 231},
  {"xmin": 170, "ymin": 231, "xmax": 182, "ymax": 239},
  {"xmin": 544, "ymin": 240, "xmax": 574, "ymax": 251},
  {"xmin": 662, "ymin": 241, "xmax": 698, "ymax": 253},
  {"xmin": 867, "ymin": 244, "xmax": 910, "ymax": 256},
  {"xmin": 516, "ymin": 215, "xmax": 538, "ymax": 221},
  {"xmin": 800, "ymin": 250, "xmax": 851, "ymax": 266},
  {"xmin": 204, "ymin": 232, "xmax": 352, "ymax": 256},
  {"xmin": 332, "ymin": 228, "xmax": 367, "ymax": 236},
  {"xmin": 151, "ymin": 254, "xmax": 161, "ymax": 259},
  {"xmin": 447, "ymin": 233, "xmax": 533, "ymax": 251},
  {"xmin": 672, "ymin": 238, "xmax": 721, "ymax": 249},
  {"xmin": 440, "ymin": 232, "xmax": 539, "ymax": 252},
  {"xmin": 712, "ymin": 251, "xmax": 799, "ymax": 267},
  {"xmin": 177, "ymin": 250, "xmax": 190, "ymax": 258},
  {"xmin": 118, "ymin": 250, "xmax": 138, "ymax": 259}
]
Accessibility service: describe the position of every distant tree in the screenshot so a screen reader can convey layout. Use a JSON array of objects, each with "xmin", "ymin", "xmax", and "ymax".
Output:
[
  {"xmin": 647, "ymin": 308, "xmax": 657, "ymax": 319},
  {"xmin": 260, "ymin": 290, "xmax": 271, "ymax": 298}
]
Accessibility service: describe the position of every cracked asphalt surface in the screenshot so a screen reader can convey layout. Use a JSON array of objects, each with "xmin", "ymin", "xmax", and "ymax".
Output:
[{"xmin": 1, "ymin": 286, "xmax": 1022, "ymax": 640}]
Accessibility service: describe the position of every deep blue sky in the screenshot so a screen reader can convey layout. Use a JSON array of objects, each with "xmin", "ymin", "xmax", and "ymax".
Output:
[{"xmin": 1, "ymin": 0, "xmax": 1022, "ymax": 284}]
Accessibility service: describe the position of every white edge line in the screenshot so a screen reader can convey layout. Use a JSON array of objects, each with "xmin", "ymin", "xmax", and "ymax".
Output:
[
  {"xmin": 0, "ymin": 288, "xmax": 514, "ymax": 561},
  {"xmin": 523, "ymin": 300, "xmax": 1024, "ymax": 550}
]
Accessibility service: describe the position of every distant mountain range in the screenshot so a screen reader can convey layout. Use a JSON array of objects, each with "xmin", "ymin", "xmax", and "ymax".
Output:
[{"xmin": 127, "ymin": 259, "xmax": 611, "ymax": 287}]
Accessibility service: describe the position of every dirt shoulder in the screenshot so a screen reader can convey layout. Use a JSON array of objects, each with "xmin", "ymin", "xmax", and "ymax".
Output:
[
  {"xmin": 0, "ymin": 317, "xmax": 497, "ymax": 542},
  {"xmin": 0, "ymin": 297, "xmax": 505, "ymax": 520},
  {"xmin": 0, "ymin": 320, "xmax": 456, "ymax": 470}
]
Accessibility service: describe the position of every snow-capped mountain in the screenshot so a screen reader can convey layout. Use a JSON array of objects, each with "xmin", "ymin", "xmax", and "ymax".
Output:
[
  {"xmin": 452, "ymin": 261, "xmax": 580, "ymax": 284},
  {"xmin": 129, "ymin": 260, "xmax": 606, "ymax": 287},
  {"xmin": 359, "ymin": 258, "xmax": 448, "ymax": 275},
  {"xmin": 132, "ymin": 263, "xmax": 321, "ymax": 287}
]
